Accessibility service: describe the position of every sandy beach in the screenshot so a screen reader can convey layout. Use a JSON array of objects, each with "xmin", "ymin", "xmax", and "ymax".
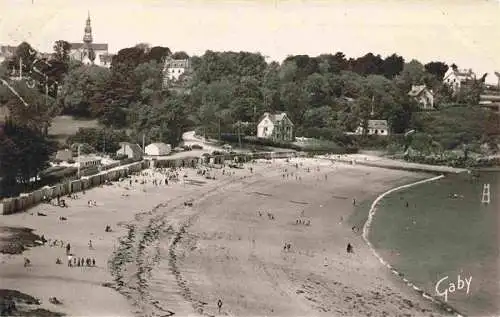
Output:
[{"xmin": 0, "ymin": 158, "xmax": 453, "ymax": 316}]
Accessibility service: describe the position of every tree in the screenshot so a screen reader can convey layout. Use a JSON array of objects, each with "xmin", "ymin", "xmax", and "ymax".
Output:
[
  {"xmin": 58, "ymin": 64, "xmax": 111, "ymax": 117},
  {"xmin": 283, "ymin": 55, "xmax": 318, "ymax": 80},
  {"xmin": 130, "ymin": 93, "xmax": 190, "ymax": 146},
  {"xmin": 351, "ymin": 53, "xmax": 384, "ymax": 76},
  {"xmin": 317, "ymin": 52, "xmax": 349, "ymax": 74},
  {"xmin": 0, "ymin": 79, "xmax": 58, "ymax": 132},
  {"xmin": 0, "ymin": 118, "xmax": 55, "ymax": 195},
  {"xmin": 424, "ymin": 62, "xmax": 449, "ymax": 81},
  {"xmin": 280, "ymin": 81, "xmax": 308, "ymax": 125},
  {"xmin": 172, "ymin": 51, "xmax": 189, "ymax": 60},
  {"xmin": 7, "ymin": 42, "xmax": 36, "ymax": 76},
  {"xmin": 395, "ymin": 60, "xmax": 428, "ymax": 93},
  {"xmin": 111, "ymin": 46, "xmax": 147, "ymax": 71},
  {"xmin": 52, "ymin": 40, "xmax": 71, "ymax": 64},
  {"xmin": 382, "ymin": 54, "xmax": 405, "ymax": 79},
  {"xmin": 133, "ymin": 60, "xmax": 164, "ymax": 104},
  {"xmin": 147, "ymin": 46, "xmax": 171, "ymax": 64}
]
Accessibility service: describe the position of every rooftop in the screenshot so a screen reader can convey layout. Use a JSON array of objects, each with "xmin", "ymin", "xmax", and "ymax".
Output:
[
  {"xmin": 259, "ymin": 112, "xmax": 294, "ymax": 125},
  {"xmin": 69, "ymin": 43, "xmax": 109, "ymax": 51},
  {"xmin": 408, "ymin": 85, "xmax": 432, "ymax": 97},
  {"xmin": 367, "ymin": 120, "xmax": 388, "ymax": 130}
]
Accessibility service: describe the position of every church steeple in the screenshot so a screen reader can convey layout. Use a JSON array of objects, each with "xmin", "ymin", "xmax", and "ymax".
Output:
[{"xmin": 83, "ymin": 11, "xmax": 93, "ymax": 44}]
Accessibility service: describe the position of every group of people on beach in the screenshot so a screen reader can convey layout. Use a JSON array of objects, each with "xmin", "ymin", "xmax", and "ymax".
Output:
[{"xmin": 64, "ymin": 255, "xmax": 96, "ymax": 267}]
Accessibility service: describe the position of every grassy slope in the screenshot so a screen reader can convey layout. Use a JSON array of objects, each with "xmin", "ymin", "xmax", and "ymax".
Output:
[
  {"xmin": 48, "ymin": 115, "xmax": 100, "ymax": 143},
  {"xmin": 366, "ymin": 172, "xmax": 499, "ymax": 316}
]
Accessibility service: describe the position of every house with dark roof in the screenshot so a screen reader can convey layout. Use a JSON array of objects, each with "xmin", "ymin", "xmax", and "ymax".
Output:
[
  {"xmin": 257, "ymin": 112, "xmax": 294, "ymax": 142},
  {"xmin": 116, "ymin": 142, "xmax": 143, "ymax": 160},
  {"xmin": 408, "ymin": 85, "xmax": 435, "ymax": 110},
  {"xmin": 355, "ymin": 120, "xmax": 389, "ymax": 136}
]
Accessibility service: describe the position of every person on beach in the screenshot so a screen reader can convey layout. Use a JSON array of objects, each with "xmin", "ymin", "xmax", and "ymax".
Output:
[
  {"xmin": 67, "ymin": 255, "xmax": 73, "ymax": 267},
  {"xmin": 352, "ymin": 198, "xmax": 356, "ymax": 206},
  {"xmin": 66, "ymin": 243, "xmax": 71, "ymax": 255},
  {"xmin": 217, "ymin": 299, "xmax": 223, "ymax": 314},
  {"xmin": 88, "ymin": 240, "xmax": 93, "ymax": 249},
  {"xmin": 92, "ymin": 258, "xmax": 96, "ymax": 266},
  {"xmin": 347, "ymin": 243, "xmax": 354, "ymax": 254}
]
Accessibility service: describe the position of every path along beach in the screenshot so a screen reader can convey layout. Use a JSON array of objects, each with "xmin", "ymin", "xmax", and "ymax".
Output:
[{"xmin": 0, "ymin": 157, "xmax": 456, "ymax": 316}]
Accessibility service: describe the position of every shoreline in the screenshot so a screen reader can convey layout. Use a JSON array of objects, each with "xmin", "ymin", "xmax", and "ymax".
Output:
[
  {"xmin": 1, "ymin": 158, "xmax": 457, "ymax": 316},
  {"xmin": 361, "ymin": 175, "xmax": 465, "ymax": 317}
]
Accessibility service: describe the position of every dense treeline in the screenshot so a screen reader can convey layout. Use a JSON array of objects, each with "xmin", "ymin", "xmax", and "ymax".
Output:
[{"xmin": 1, "ymin": 41, "xmax": 498, "ymax": 196}]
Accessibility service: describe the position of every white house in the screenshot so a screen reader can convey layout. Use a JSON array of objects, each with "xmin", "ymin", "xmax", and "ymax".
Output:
[
  {"xmin": 355, "ymin": 120, "xmax": 389, "ymax": 136},
  {"xmin": 408, "ymin": 85, "xmax": 435, "ymax": 110},
  {"xmin": 116, "ymin": 142, "xmax": 143, "ymax": 160},
  {"xmin": 443, "ymin": 68, "xmax": 476, "ymax": 93},
  {"xmin": 257, "ymin": 112, "xmax": 294, "ymax": 142},
  {"xmin": 163, "ymin": 57, "xmax": 190, "ymax": 87},
  {"xmin": 145, "ymin": 142, "xmax": 171, "ymax": 156}
]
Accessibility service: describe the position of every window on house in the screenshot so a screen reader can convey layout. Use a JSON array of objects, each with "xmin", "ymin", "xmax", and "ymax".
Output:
[
  {"xmin": 381, "ymin": 130, "xmax": 385, "ymax": 134},
  {"xmin": 375, "ymin": 129, "xmax": 378, "ymax": 134}
]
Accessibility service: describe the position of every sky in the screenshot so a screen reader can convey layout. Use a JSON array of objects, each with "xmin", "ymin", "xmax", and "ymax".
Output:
[{"xmin": 1, "ymin": 0, "xmax": 499, "ymax": 83}]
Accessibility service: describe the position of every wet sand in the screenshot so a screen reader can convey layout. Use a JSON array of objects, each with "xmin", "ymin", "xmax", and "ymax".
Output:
[{"xmin": 0, "ymin": 158, "xmax": 452, "ymax": 316}]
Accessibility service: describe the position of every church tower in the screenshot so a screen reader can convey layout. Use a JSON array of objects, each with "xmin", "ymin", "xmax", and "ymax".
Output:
[
  {"xmin": 83, "ymin": 11, "xmax": 93, "ymax": 44},
  {"xmin": 82, "ymin": 12, "xmax": 95, "ymax": 63}
]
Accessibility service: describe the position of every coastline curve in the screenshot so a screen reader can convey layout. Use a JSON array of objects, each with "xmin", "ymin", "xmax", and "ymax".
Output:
[{"xmin": 361, "ymin": 174, "xmax": 466, "ymax": 317}]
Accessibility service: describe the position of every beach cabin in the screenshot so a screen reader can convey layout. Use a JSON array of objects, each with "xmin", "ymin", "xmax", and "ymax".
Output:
[{"xmin": 145, "ymin": 142, "xmax": 172, "ymax": 156}]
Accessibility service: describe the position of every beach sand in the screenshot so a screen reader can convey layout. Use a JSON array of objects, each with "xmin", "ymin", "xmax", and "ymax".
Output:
[{"xmin": 0, "ymin": 158, "xmax": 451, "ymax": 316}]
